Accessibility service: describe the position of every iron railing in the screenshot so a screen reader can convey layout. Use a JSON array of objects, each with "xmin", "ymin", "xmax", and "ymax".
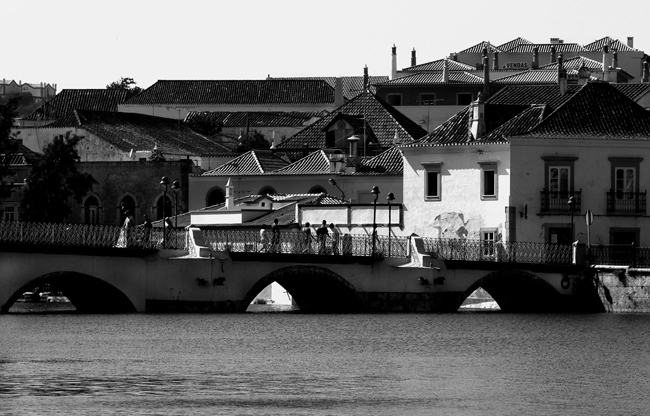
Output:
[
  {"xmin": 422, "ymin": 238, "xmax": 574, "ymax": 265},
  {"xmin": 606, "ymin": 191, "xmax": 646, "ymax": 214},
  {"xmin": 540, "ymin": 189, "xmax": 581, "ymax": 213},
  {"xmin": 0, "ymin": 221, "xmax": 187, "ymax": 250},
  {"xmin": 200, "ymin": 229, "xmax": 409, "ymax": 258},
  {"xmin": 587, "ymin": 244, "xmax": 650, "ymax": 268}
]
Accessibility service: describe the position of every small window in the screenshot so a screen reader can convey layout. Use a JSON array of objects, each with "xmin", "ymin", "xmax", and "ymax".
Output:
[
  {"xmin": 387, "ymin": 94, "xmax": 402, "ymax": 106},
  {"xmin": 3, "ymin": 206, "xmax": 16, "ymax": 221},
  {"xmin": 479, "ymin": 162, "xmax": 498, "ymax": 200},
  {"xmin": 457, "ymin": 93, "xmax": 473, "ymax": 105},
  {"xmin": 422, "ymin": 162, "xmax": 442, "ymax": 201},
  {"xmin": 420, "ymin": 93, "xmax": 437, "ymax": 106},
  {"xmin": 481, "ymin": 228, "xmax": 497, "ymax": 258}
]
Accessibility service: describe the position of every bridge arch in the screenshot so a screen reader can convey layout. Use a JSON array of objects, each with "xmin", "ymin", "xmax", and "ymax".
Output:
[
  {"xmin": 241, "ymin": 265, "xmax": 366, "ymax": 313},
  {"xmin": 460, "ymin": 270, "xmax": 564, "ymax": 313},
  {"xmin": 3, "ymin": 271, "xmax": 137, "ymax": 314}
]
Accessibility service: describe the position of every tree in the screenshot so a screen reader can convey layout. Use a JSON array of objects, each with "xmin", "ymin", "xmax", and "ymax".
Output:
[
  {"xmin": 236, "ymin": 130, "xmax": 270, "ymax": 152},
  {"xmin": 186, "ymin": 117, "xmax": 223, "ymax": 136},
  {"xmin": 0, "ymin": 98, "xmax": 19, "ymax": 199},
  {"xmin": 106, "ymin": 77, "xmax": 143, "ymax": 99},
  {"xmin": 21, "ymin": 133, "xmax": 96, "ymax": 222}
]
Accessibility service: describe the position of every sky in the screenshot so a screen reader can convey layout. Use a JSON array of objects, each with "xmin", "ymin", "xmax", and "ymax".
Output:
[{"xmin": 5, "ymin": 0, "xmax": 650, "ymax": 92}]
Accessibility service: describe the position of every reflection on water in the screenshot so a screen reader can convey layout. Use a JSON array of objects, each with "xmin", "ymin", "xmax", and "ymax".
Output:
[{"xmin": 2, "ymin": 313, "xmax": 650, "ymax": 415}]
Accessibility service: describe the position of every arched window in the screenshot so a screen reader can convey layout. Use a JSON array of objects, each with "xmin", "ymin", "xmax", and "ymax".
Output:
[
  {"xmin": 156, "ymin": 195, "xmax": 172, "ymax": 221},
  {"xmin": 207, "ymin": 188, "xmax": 225, "ymax": 207},
  {"xmin": 119, "ymin": 196, "xmax": 136, "ymax": 225},
  {"xmin": 309, "ymin": 186, "xmax": 326, "ymax": 194},
  {"xmin": 84, "ymin": 196, "xmax": 100, "ymax": 224},
  {"xmin": 258, "ymin": 186, "xmax": 276, "ymax": 196}
]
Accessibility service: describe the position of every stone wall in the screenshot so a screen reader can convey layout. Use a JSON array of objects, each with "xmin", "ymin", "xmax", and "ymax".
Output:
[{"xmin": 593, "ymin": 267, "xmax": 650, "ymax": 313}]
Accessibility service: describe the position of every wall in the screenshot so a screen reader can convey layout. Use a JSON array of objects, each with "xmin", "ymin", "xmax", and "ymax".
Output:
[
  {"xmin": 299, "ymin": 204, "xmax": 403, "ymax": 237},
  {"xmin": 510, "ymin": 137, "xmax": 650, "ymax": 245},
  {"xmin": 394, "ymin": 105, "xmax": 466, "ymax": 132},
  {"xmin": 594, "ymin": 267, "xmax": 650, "ymax": 312},
  {"xmin": 401, "ymin": 144, "xmax": 511, "ymax": 239},
  {"xmin": 118, "ymin": 103, "xmax": 334, "ymax": 120},
  {"xmin": 12, "ymin": 126, "xmax": 72, "ymax": 153}
]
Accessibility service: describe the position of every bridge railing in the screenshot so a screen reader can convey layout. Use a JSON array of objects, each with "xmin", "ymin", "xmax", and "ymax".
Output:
[
  {"xmin": 421, "ymin": 238, "xmax": 574, "ymax": 265},
  {"xmin": 0, "ymin": 221, "xmax": 188, "ymax": 250},
  {"xmin": 587, "ymin": 244, "xmax": 650, "ymax": 268},
  {"xmin": 201, "ymin": 229, "xmax": 409, "ymax": 258}
]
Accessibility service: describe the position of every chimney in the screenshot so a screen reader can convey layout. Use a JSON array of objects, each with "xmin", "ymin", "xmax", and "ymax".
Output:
[
  {"xmin": 363, "ymin": 65, "xmax": 369, "ymax": 91},
  {"xmin": 391, "ymin": 45, "xmax": 397, "ymax": 80},
  {"xmin": 532, "ymin": 46, "xmax": 539, "ymax": 69},
  {"xmin": 225, "ymin": 178, "xmax": 235, "ymax": 210},
  {"xmin": 612, "ymin": 50, "xmax": 618, "ymax": 69},
  {"xmin": 469, "ymin": 93, "xmax": 486, "ymax": 141},
  {"xmin": 492, "ymin": 51, "xmax": 499, "ymax": 71},
  {"xmin": 558, "ymin": 54, "xmax": 567, "ymax": 95},
  {"xmin": 550, "ymin": 46, "xmax": 557, "ymax": 63},
  {"xmin": 642, "ymin": 58, "xmax": 649, "ymax": 83},
  {"xmin": 348, "ymin": 135, "xmax": 360, "ymax": 157},
  {"xmin": 627, "ymin": 37, "xmax": 634, "ymax": 48},
  {"xmin": 411, "ymin": 48, "xmax": 417, "ymax": 67},
  {"xmin": 442, "ymin": 58, "xmax": 449, "ymax": 82},
  {"xmin": 602, "ymin": 44, "xmax": 609, "ymax": 72},
  {"xmin": 334, "ymin": 77, "xmax": 344, "ymax": 107},
  {"xmin": 482, "ymin": 49, "xmax": 490, "ymax": 97},
  {"xmin": 577, "ymin": 64, "xmax": 590, "ymax": 85},
  {"xmin": 452, "ymin": 53, "xmax": 458, "ymax": 61}
]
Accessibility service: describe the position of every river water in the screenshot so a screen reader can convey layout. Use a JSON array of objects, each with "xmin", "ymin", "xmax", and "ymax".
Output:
[{"xmin": 1, "ymin": 311, "xmax": 649, "ymax": 415}]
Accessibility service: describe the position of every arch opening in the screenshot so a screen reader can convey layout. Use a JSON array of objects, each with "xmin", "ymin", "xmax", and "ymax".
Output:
[
  {"xmin": 206, "ymin": 188, "xmax": 225, "ymax": 207},
  {"xmin": 459, "ymin": 270, "xmax": 563, "ymax": 313},
  {"xmin": 5, "ymin": 272, "xmax": 137, "ymax": 314},
  {"xmin": 242, "ymin": 265, "xmax": 366, "ymax": 313}
]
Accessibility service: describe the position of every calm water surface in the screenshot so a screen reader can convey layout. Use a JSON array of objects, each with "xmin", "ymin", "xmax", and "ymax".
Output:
[{"xmin": 1, "ymin": 311, "xmax": 649, "ymax": 415}]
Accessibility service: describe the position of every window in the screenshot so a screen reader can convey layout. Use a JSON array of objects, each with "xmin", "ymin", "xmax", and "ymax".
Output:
[
  {"xmin": 615, "ymin": 167, "xmax": 635, "ymax": 198},
  {"xmin": 422, "ymin": 162, "xmax": 442, "ymax": 201},
  {"xmin": 608, "ymin": 158, "xmax": 643, "ymax": 214},
  {"xmin": 479, "ymin": 162, "xmax": 497, "ymax": 200},
  {"xmin": 3, "ymin": 206, "xmax": 16, "ymax": 221},
  {"xmin": 386, "ymin": 94, "xmax": 402, "ymax": 106},
  {"xmin": 457, "ymin": 93, "xmax": 473, "ymax": 105},
  {"xmin": 481, "ymin": 228, "xmax": 497, "ymax": 258},
  {"xmin": 419, "ymin": 93, "xmax": 437, "ymax": 106},
  {"xmin": 542, "ymin": 157, "xmax": 578, "ymax": 212},
  {"xmin": 207, "ymin": 188, "xmax": 225, "ymax": 207},
  {"xmin": 84, "ymin": 196, "xmax": 100, "ymax": 224}
]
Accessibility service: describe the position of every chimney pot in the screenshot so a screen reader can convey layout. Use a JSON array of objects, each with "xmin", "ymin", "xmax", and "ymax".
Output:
[
  {"xmin": 411, "ymin": 48, "xmax": 416, "ymax": 67},
  {"xmin": 627, "ymin": 37, "xmax": 634, "ymax": 48}
]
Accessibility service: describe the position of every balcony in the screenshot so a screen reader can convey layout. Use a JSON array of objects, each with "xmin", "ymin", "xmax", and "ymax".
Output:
[
  {"xmin": 606, "ymin": 191, "xmax": 646, "ymax": 215},
  {"xmin": 540, "ymin": 189, "xmax": 581, "ymax": 213}
]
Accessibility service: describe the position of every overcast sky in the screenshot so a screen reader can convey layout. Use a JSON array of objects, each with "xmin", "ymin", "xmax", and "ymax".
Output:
[{"xmin": 5, "ymin": 0, "xmax": 650, "ymax": 92}]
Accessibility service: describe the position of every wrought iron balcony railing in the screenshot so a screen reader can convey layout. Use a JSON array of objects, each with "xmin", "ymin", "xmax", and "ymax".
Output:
[
  {"xmin": 606, "ymin": 190, "xmax": 646, "ymax": 214},
  {"xmin": 540, "ymin": 189, "xmax": 582, "ymax": 213}
]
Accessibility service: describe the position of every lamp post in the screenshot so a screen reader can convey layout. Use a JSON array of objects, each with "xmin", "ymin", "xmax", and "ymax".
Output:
[
  {"xmin": 172, "ymin": 180, "xmax": 180, "ymax": 248},
  {"xmin": 386, "ymin": 192, "xmax": 395, "ymax": 257},
  {"xmin": 328, "ymin": 178, "xmax": 345, "ymax": 201},
  {"xmin": 160, "ymin": 176, "xmax": 169, "ymax": 249},
  {"xmin": 371, "ymin": 186, "xmax": 380, "ymax": 257},
  {"xmin": 568, "ymin": 196, "xmax": 576, "ymax": 243}
]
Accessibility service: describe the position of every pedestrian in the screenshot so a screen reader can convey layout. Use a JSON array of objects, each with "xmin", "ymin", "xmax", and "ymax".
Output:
[
  {"xmin": 116, "ymin": 209, "xmax": 134, "ymax": 247},
  {"xmin": 329, "ymin": 223, "xmax": 340, "ymax": 255},
  {"xmin": 164, "ymin": 217, "xmax": 174, "ymax": 247},
  {"xmin": 316, "ymin": 220, "xmax": 329, "ymax": 254},
  {"xmin": 271, "ymin": 218, "xmax": 280, "ymax": 253},
  {"xmin": 301, "ymin": 222, "xmax": 312, "ymax": 253},
  {"xmin": 142, "ymin": 214, "xmax": 152, "ymax": 247},
  {"xmin": 260, "ymin": 225, "xmax": 269, "ymax": 252}
]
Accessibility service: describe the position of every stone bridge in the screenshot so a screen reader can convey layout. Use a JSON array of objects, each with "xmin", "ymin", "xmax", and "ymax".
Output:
[{"xmin": 0, "ymin": 227, "xmax": 603, "ymax": 314}]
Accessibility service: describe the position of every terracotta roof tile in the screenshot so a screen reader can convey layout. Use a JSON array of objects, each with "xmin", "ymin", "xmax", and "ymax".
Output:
[
  {"xmin": 202, "ymin": 150, "xmax": 289, "ymax": 176},
  {"xmin": 377, "ymin": 72, "xmax": 484, "ymax": 85},
  {"xmin": 267, "ymin": 76, "xmax": 388, "ymax": 98},
  {"xmin": 23, "ymin": 89, "xmax": 128, "ymax": 121},
  {"xmin": 277, "ymin": 92, "xmax": 427, "ymax": 150},
  {"xmin": 507, "ymin": 43, "xmax": 586, "ymax": 53},
  {"xmin": 126, "ymin": 80, "xmax": 335, "ymax": 106},
  {"xmin": 274, "ymin": 150, "xmax": 331, "ymax": 174},
  {"xmin": 497, "ymin": 37, "xmax": 533, "ymax": 52},
  {"xmin": 538, "ymin": 56, "xmax": 603, "ymax": 71},
  {"xmin": 185, "ymin": 111, "xmax": 324, "ymax": 128},
  {"xmin": 401, "ymin": 59, "xmax": 475, "ymax": 72},
  {"xmin": 583, "ymin": 37, "xmax": 638, "ymax": 52},
  {"xmin": 487, "ymin": 85, "xmax": 582, "ymax": 110},
  {"xmin": 457, "ymin": 41, "xmax": 503, "ymax": 54},
  {"xmin": 517, "ymin": 82, "xmax": 650, "ymax": 140},
  {"xmin": 359, "ymin": 146, "xmax": 403, "ymax": 174}
]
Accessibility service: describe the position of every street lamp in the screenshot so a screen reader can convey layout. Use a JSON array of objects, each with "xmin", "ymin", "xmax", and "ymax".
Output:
[
  {"xmin": 172, "ymin": 180, "xmax": 181, "ymax": 248},
  {"xmin": 371, "ymin": 186, "xmax": 380, "ymax": 257},
  {"xmin": 160, "ymin": 176, "xmax": 169, "ymax": 249},
  {"xmin": 386, "ymin": 192, "xmax": 395, "ymax": 257},
  {"xmin": 328, "ymin": 178, "xmax": 345, "ymax": 201},
  {"xmin": 568, "ymin": 196, "xmax": 576, "ymax": 242}
]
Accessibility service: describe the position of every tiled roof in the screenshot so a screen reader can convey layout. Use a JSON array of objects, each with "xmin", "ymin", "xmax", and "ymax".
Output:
[
  {"xmin": 516, "ymin": 82, "xmax": 650, "ymax": 140},
  {"xmin": 1, "ymin": 140, "xmax": 37, "ymax": 165},
  {"xmin": 492, "ymin": 70, "xmax": 563, "ymax": 84},
  {"xmin": 401, "ymin": 59, "xmax": 475, "ymax": 72},
  {"xmin": 267, "ymin": 76, "xmax": 389, "ymax": 98},
  {"xmin": 507, "ymin": 43, "xmax": 586, "ymax": 53},
  {"xmin": 22, "ymin": 89, "xmax": 128, "ymax": 121},
  {"xmin": 539, "ymin": 56, "xmax": 603, "ymax": 71},
  {"xmin": 274, "ymin": 150, "xmax": 331, "ymax": 174},
  {"xmin": 51, "ymin": 110, "xmax": 237, "ymax": 155},
  {"xmin": 185, "ymin": 111, "xmax": 324, "ymax": 128},
  {"xmin": 612, "ymin": 83, "xmax": 650, "ymax": 102},
  {"xmin": 497, "ymin": 37, "xmax": 533, "ymax": 52},
  {"xmin": 457, "ymin": 41, "xmax": 503, "ymax": 54},
  {"xmin": 277, "ymin": 92, "xmax": 428, "ymax": 150},
  {"xmin": 202, "ymin": 150, "xmax": 289, "ymax": 176},
  {"xmin": 125, "ymin": 80, "xmax": 335, "ymax": 105},
  {"xmin": 479, "ymin": 105, "xmax": 548, "ymax": 143},
  {"xmin": 583, "ymin": 37, "xmax": 638, "ymax": 52},
  {"xmin": 376, "ymin": 72, "xmax": 484, "ymax": 86},
  {"xmin": 358, "ymin": 146, "xmax": 403, "ymax": 174},
  {"xmin": 487, "ymin": 85, "xmax": 582, "ymax": 110}
]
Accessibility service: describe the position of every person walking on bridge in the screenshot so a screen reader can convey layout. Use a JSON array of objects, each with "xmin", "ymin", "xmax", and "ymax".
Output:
[{"xmin": 316, "ymin": 220, "xmax": 329, "ymax": 254}]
